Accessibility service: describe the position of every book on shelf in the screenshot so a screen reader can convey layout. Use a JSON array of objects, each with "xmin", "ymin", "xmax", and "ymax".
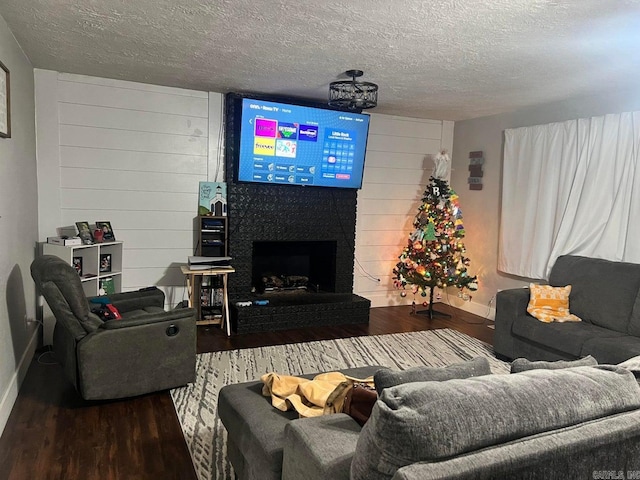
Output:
[{"xmin": 100, "ymin": 277, "xmax": 115, "ymax": 295}]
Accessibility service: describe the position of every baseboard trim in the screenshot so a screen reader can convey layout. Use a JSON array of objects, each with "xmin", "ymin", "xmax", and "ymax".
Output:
[
  {"xmin": 0, "ymin": 328, "xmax": 39, "ymax": 435},
  {"xmin": 366, "ymin": 293, "xmax": 496, "ymax": 321}
]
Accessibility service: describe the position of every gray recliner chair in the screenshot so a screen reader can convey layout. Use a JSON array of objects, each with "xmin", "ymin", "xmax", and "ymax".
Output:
[{"xmin": 31, "ymin": 255, "xmax": 197, "ymax": 400}]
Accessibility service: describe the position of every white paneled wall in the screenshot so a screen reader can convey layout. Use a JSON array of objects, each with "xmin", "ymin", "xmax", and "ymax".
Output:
[
  {"xmin": 354, "ymin": 114, "xmax": 453, "ymax": 307},
  {"xmin": 35, "ymin": 70, "xmax": 450, "ymax": 312},
  {"xmin": 35, "ymin": 71, "xmax": 221, "ymax": 307}
]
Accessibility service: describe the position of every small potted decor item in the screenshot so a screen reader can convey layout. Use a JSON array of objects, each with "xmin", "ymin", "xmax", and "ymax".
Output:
[{"xmin": 93, "ymin": 228, "xmax": 104, "ymax": 243}]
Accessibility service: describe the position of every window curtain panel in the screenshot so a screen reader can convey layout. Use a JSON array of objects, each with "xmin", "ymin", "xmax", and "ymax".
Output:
[{"xmin": 499, "ymin": 112, "xmax": 640, "ymax": 279}]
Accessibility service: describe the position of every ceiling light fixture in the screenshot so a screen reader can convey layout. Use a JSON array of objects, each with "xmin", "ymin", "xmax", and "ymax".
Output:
[{"xmin": 328, "ymin": 69, "xmax": 378, "ymax": 110}]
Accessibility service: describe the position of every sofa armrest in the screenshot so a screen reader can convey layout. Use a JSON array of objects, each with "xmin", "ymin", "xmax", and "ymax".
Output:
[
  {"xmin": 493, "ymin": 288, "xmax": 530, "ymax": 360},
  {"xmin": 282, "ymin": 414, "xmax": 361, "ymax": 480}
]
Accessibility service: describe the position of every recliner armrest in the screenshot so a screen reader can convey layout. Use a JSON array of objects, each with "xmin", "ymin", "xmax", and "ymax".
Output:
[
  {"xmin": 89, "ymin": 287, "xmax": 165, "ymax": 313},
  {"xmin": 99, "ymin": 307, "xmax": 196, "ymax": 329}
]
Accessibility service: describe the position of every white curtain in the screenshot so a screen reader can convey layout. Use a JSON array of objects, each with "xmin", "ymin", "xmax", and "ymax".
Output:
[{"xmin": 499, "ymin": 112, "xmax": 640, "ymax": 279}]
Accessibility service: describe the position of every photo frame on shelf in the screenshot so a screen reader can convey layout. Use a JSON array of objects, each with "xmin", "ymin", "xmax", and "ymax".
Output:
[
  {"xmin": 75, "ymin": 221, "xmax": 94, "ymax": 245},
  {"xmin": 96, "ymin": 221, "xmax": 115, "ymax": 242},
  {"xmin": 100, "ymin": 253, "xmax": 112, "ymax": 273},
  {"xmin": 0, "ymin": 60, "xmax": 10, "ymax": 139},
  {"xmin": 72, "ymin": 256, "xmax": 83, "ymax": 276}
]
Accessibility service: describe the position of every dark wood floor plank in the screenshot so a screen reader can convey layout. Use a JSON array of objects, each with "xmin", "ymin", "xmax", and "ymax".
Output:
[{"xmin": 0, "ymin": 305, "xmax": 493, "ymax": 480}]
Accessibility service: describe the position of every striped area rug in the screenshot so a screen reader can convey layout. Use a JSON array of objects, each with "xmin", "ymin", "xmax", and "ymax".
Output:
[{"xmin": 171, "ymin": 328, "xmax": 509, "ymax": 480}]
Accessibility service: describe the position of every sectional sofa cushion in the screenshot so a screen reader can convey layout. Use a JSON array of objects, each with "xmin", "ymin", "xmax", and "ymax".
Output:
[
  {"xmin": 282, "ymin": 414, "xmax": 359, "ymax": 480},
  {"xmin": 625, "ymin": 293, "xmax": 640, "ymax": 336},
  {"xmin": 549, "ymin": 255, "xmax": 640, "ymax": 333},
  {"xmin": 581, "ymin": 336, "xmax": 640, "ymax": 365},
  {"xmin": 510, "ymin": 355, "xmax": 597, "ymax": 373},
  {"xmin": 373, "ymin": 357, "xmax": 490, "ymax": 395},
  {"xmin": 512, "ymin": 314, "xmax": 625, "ymax": 357},
  {"xmin": 351, "ymin": 365, "xmax": 640, "ymax": 480}
]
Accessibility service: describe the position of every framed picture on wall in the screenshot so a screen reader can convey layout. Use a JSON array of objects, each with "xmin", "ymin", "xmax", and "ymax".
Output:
[
  {"xmin": 0, "ymin": 60, "xmax": 10, "ymax": 139},
  {"xmin": 96, "ymin": 221, "xmax": 115, "ymax": 242}
]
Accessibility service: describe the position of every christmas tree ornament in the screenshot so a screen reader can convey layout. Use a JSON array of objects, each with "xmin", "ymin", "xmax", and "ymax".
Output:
[
  {"xmin": 432, "ymin": 149, "xmax": 451, "ymax": 180},
  {"xmin": 425, "ymin": 220, "xmax": 437, "ymax": 241}
]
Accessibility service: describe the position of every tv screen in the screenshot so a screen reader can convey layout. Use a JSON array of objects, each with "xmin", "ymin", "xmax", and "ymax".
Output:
[{"xmin": 235, "ymin": 97, "xmax": 370, "ymax": 189}]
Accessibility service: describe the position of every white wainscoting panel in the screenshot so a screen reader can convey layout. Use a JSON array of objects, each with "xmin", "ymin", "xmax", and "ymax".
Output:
[
  {"xmin": 354, "ymin": 114, "xmax": 453, "ymax": 308},
  {"xmin": 36, "ymin": 72, "xmax": 220, "ymax": 314},
  {"xmin": 35, "ymin": 70, "xmax": 451, "ymax": 318}
]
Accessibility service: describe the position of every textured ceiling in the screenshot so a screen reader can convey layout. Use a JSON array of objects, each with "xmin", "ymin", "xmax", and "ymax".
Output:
[{"xmin": 1, "ymin": 0, "xmax": 639, "ymax": 120}]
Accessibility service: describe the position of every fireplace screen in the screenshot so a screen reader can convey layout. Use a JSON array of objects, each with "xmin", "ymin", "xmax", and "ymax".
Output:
[{"xmin": 252, "ymin": 241, "xmax": 337, "ymax": 294}]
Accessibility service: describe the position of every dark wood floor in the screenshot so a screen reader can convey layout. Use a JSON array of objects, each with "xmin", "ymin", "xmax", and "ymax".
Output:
[{"xmin": 0, "ymin": 304, "xmax": 493, "ymax": 480}]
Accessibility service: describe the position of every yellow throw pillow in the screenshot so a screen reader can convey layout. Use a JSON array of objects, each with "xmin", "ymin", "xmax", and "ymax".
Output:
[{"xmin": 527, "ymin": 284, "xmax": 581, "ymax": 323}]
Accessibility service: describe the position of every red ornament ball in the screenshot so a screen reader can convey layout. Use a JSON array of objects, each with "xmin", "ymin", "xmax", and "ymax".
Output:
[{"xmin": 422, "ymin": 301, "xmax": 428, "ymax": 307}]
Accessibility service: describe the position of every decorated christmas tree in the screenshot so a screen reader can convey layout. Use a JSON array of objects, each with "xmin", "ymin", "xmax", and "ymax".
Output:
[{"xmin": 393, "ymin": 151, "xmax": 478, "ymax": 319}]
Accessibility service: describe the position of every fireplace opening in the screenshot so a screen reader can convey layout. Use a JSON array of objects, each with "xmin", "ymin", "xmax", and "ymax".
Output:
[{"xmin": 251, "ymin": 241, "xmax": 337, "ymax": 294}]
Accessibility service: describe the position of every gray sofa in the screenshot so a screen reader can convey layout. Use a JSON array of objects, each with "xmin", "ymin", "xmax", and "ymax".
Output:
[
  {"xmin": 219, "ymin": 360, "xmax": 640, "ymax": 480},
  {"xmin": 218, "ymin": 365, "xmax": 381, "ymax": 480},
  {"xmin": 494, "ymin": 255, "xmax": 640, "ymax": 364}
]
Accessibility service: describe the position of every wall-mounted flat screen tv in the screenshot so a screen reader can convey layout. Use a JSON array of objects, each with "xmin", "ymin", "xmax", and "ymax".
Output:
[{"xmin": 234, "ymin": 96, "xmax": 370, "ymax": 189}]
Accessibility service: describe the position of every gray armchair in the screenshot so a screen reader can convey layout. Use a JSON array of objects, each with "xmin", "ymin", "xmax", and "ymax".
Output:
[{"xmin": 31, "ymin": 255, "xmax": 197, "ymax": 400}]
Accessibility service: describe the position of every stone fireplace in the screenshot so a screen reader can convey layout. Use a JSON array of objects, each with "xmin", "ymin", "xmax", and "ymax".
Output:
[{"xmin": 224, "ymin": 183, "xmax": 370, "ymax": 333}]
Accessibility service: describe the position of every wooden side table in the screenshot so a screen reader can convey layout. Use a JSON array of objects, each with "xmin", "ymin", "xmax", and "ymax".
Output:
[{"xmin": 180, "ymin": 265, "xmax": 235, "ymax": 336}]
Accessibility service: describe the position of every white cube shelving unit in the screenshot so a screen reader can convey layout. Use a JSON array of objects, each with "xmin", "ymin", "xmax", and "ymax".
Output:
[{"xmin": 40, "ymin": 241, "xmax": 123, "ymax": 344}]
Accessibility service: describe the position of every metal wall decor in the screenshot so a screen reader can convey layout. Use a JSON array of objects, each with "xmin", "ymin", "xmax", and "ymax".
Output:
[{"xmin": 0, "ymin": 60, "xmax": 10, "ymax": 138}]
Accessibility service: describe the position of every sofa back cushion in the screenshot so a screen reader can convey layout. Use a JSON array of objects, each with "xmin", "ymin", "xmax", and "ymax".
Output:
[
  {"xmin": 549, "ymin": 255, "xmax": 640, "ymax": 333},
  {"xmin": 373, "ymin": 357, "xmax": 491, "ymax": 395},
  {"xmin": 350, "ymin": 365, "xmax": 640, "ymax": 480},
  {"xmin": 31, "ymin": 255, "xmax": 98, "ymax": 337},
  {"xmin": 626, "ymin": 292, "xmax": 640, "ymax": 336},
  {"xmin": 510, "ymin": 355, "xmax": 597, "ymax": 373}
]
